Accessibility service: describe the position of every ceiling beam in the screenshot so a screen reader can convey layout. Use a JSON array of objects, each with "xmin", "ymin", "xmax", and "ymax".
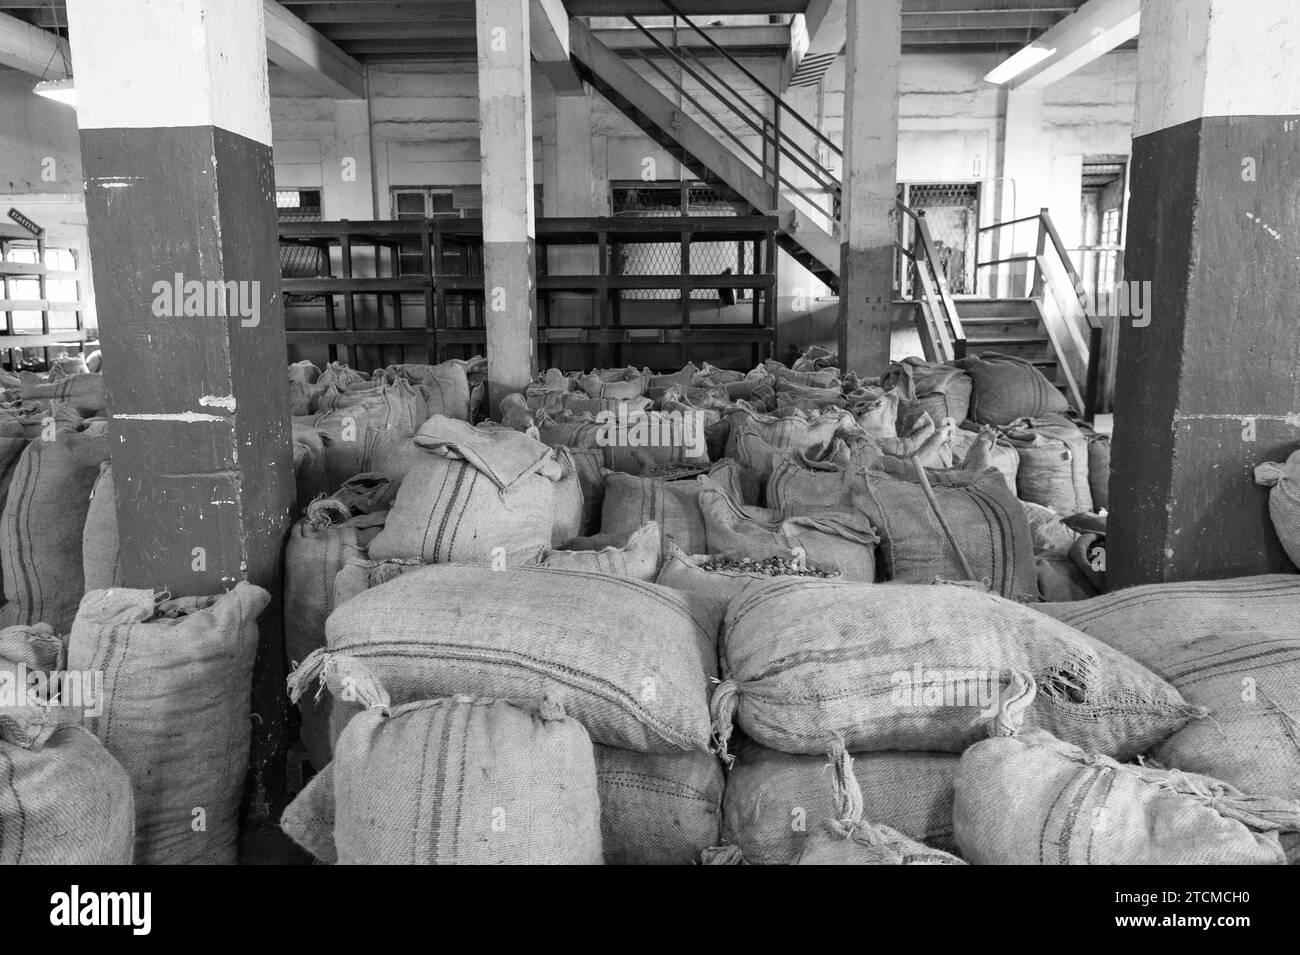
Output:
[
  {"xmin": 1002, "ymin": 0, "xmax": 1139, "ymax": 89},
  {"xmin": 0, "ymin": 8, "xmax": 69, "ymax": 77},
  {"xmin": 565, "ymin": 1, "xmax": 806, "ymax": 14},
  {"xmin": 316, "ymin": 22, "xmax": 477, "ymax": 40},
  {"xmin": 530, "ymin": 0, "xmax": 584, "ymax": 96},
  {"xmin": 902, "ymin": 0, "xmax": 1076, "ymax": 11},
  {"xmin": 785, "ymin": 0, "xmax": 845, "ymax": 90},
  {"xmin": 263, "ymin": 0, "xmax": 366, "ymax": 98},
  {"xmin": 595, "ymin": 24, "xmax": 790, "ymax": 50},
  {"xmin": 274, "ymin": 2, "xmax": 475, "ymax": 24}
]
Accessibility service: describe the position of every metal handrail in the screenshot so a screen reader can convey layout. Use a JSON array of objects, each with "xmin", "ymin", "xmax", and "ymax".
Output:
[
  {"xmin": 658, "ymin": 0, "xmax": 842, "ymax": 160},
  {"xmin": 623, "ymin": 15, "xmax": 840, "ymax": 222},
  {"xmin": 898, "ymin": 200, "xmax": 965, "ymax": 361}
]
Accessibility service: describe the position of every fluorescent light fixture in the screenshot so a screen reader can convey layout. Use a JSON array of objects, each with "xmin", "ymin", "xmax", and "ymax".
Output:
[
  {"xmin": 33, "ymin": 77, "xmax": 77, "ymax": 107},
  {"xmin": 984, "ymin": 45, "xmax": 1057, "ymax": 85}
]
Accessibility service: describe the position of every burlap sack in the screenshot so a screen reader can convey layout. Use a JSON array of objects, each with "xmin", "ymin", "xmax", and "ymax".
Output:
[
  {"xmin": 1022, "ymin": 500, "xmax": 1079, "ymax": 556},
  {"xmin": 794, "ymin": 747, "xmax": 966, "ymax": 865},
  {"xmin": 19, "ymin": 371, "xmax": 107, "ymax": 417},
  {"xmin": 82, "ymin": 461, "xmax": 124, "ymax": 592},
  {"xmin": 284, "ymin": 506, "xmax": 387, "ymax": 770},
  {"xmin": 330, "ymin": 694, "xmax": 603, "ymax": 865},
  {"xmin": 595, "ymin": 744, "xmax": 723, "ymax": 865},
  {"xmin": 712, "ymin": 580, "xmax": 1199, "ymax": 760},
  {"xmin": 961, "ymin": 352, "xmax": 1069, "ymax": 426},
  {"xmin": 1040, "ymin": 576, "xmax": 1300, "ymax": 814},
  {"xmin": 1087, "ymin": 431, "xmax": 1111, "ymax": 510},
  {"xmin": 884, "ymin": 358, "xmax": 973, "ymax": 430},
  {"xmin": 1001, "ymin": 415, "xmax": 1093, "ymax": 515},
  {"xmin": 698, "ymin": 478, "xmax": 877, "ymax": 582},
  {"xmin": 311, "ymin": 405, "xmax": 375, "ymax": 491},
  {"xmin": 384, "ymin": 358, "xmax": 474, "ymax": 421},
  {"xmin": 280, "ymin": 765, "xmax": 337, "ymax": 864},
  {"xmin": 288, "ymin": 360, "xmax": 324, "ymax": 415},
  {"xmin": 0, "ymin": 721, "xmax": 134, "ymax": 864},
  {"xmin": 291, "ymin": 423, "xmax": 329, "ymax": 512},
  {"xmin": 538, "ymin": 409, "xmax": 709, "ymax": 473},
  {"xmin": 0, "ymin": 406, "xmax": 109, "ymax": 633},
  {"xmin": 1036, "ymin": 554, "xmax": 1098, "ymax": 602},
  {"xmin": 724, "ymin": 408, "xmax": 840, "ymax": 462},
  {"xmin": 600, "ymin": 472, "xmax": 709, "ymax": 554},
  {"xmin": 368, "ymin": 416, "xmax": 561, "ymax": 564},
  {"xmin": 951, "ymin": 425, "xmax": 1019, "ymax": 494},
  {"xmin": 69, "ymin": 581, "xmax": 269, "ymax": 864},
  {"xmin": 954, "ymin": 728, "xmax": 1299, "ymax": 865},
  {"xmin": 295, "ymin": 564, "xmax": 717, "ymax": 752},
  {"xmin": 855, "ymin": 464, "xmax": 1037, "ymax": 600},
  {"xmin": 317, "ymin": 361, "xmax": 368, "ymax": 389},
  {"xmin": 722, "ymin": 740, "xmax": 958, "ymax": 864},
  {"xmin": 316, "ymin": 376, "xmax": 427, "ymax": 435},
  {"xmin": 766, "ymin": 445, "xmax": 860, "ymax": 513},
  {"xmin": 540, "ymin": 521, "xmax": 661, "ymax": 581},
  {"xmin": 1255, "ymin": 449, "xmax": 1300, "ymax": 567},
  {"xmin": 764, "ymin": 360, "xmax": 839, "ymax": 389},
  {"xmin": 578, "ymin": 366, "xmax": 648, "ymax": 400},
  {"xmin": 549, "ymin": 447, "xmax": 585, "ymax": 545}
]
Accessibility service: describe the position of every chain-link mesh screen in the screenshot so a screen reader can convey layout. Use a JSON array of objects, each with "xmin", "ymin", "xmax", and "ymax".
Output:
[
  {"xmin": 611, "ymin": 183, "xmax": 755, "ymax": 301},
  {"xmin": 278, "ymin": 189, "xmax": 325, "ymax": 301},
  {"xmin": 900, "ymin": 183, "xmax": 979, "ymax": 295}
]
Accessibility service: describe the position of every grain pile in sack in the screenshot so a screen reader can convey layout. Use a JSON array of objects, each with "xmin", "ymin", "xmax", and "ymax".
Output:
[
  {"xmin": 579, "ymin": 366, "xmax": 648, "ymax": 400},
  {"xmin": 698, "ymin": 477, "xmax": 877, "ymax": 582},
  {"xmin": 69, "ymin": 581, "xmax": 269, "ymax": 865},
  {"xmin": 954, "ymin": 728, "xmax": 1300, "ymax": 865},
  {"xmin": 722, "ymin": 740, "xmax": 958, "ymax": 865},
  {"xmin": 0, "ymin": 405, "xmax": 108, "ymax": 633},
  {"xmin": 1040, "ymin": 576, "xmax": 1300, "ymax": 822},
  {"xmin": 316, "ymin": 375, "xmax": 427, "ymax": 436},
  {"xmin": 1086, "ymin": 430, "xmax": 1111, "ymax": 510},
  {"xmin": 283, "ymin": 692, "xmax": 603, "ymax": 865},
  {"xmin": 284, "ymin": 475, "xmax": 391, "ymax": 770},
  {"xmin": 291, "ymin": 423, "xmax": 329, "ymax": 512},
  {"xmin": 961, "ymin": 352, "xmax": 1069, "ymax": 426},
  {"xmin": 883, "ymin": 358, "xmax": 972, "ymax": 429},
  {"xmin": 293, "ymin": 564, "xmax": 717, "ymax": 752},
  {"xmin": 19, "ymin": 371, "xmax": 107, "ymax": 417},
  {"xmin": 656, "ymin": 543, "xmax": 840, "ymax": 610},
  {"xmin": 1000, "ymin": 414, "xmax": 1093, "ymax": 515},
  {"xmin": 711, "ymin": 579, "xmax": 1200, "ymax": 760},
  {"xmin": 854, "ymin": 463, "xmax": 1036, "ymax": 599},
  {"xmin": 82, "ymin": 461, "xmax": 124, "ymax": 592},
  {"xmin": 367, "ymin": 416, "xmax": 561, "ymax": 565},
  {"xmin": 0, "ymin": 715, "xmax": 134, "ymax": 864},
  {"xmin": 795, "ymin": 748, "xmax": 966, "ymax": 865},
  {"xmin": 288, "ymin": 359, "xmax": 322, "ymax": 415},
  {"xmin": 384, "ymin": 357, "xmax": 479, "ymax": 421},
  {"xmin": 1255, "ymin": 449, "xmax": 1300, "ymax": 567},
  {"xmin": 950, "ymin": 425, "xmax": 1018, "ymax": 494},
  {"xmin": 595, "ymin": 745, "xmax": 723, "ymax": 865},
  {"xmin": 538, "ymin": 521, "xmax": 660, "ymax": 581}
]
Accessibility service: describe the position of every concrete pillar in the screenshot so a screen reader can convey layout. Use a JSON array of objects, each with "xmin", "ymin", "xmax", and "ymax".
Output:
[
  {"xmin": 1109, "ymin": 0, "xmax": 1300, "ymax": 586},
  {"xmin": 837, "ymin": 0, "xmax": 900, "ymax": 376},
  {"xmin": 67, "ymin": 0, "xmax": 294, "ymax": 814},
  {"xmin": 323, "ymin": 98, "xmax": 375, "ymax": 222},
  {"xmin": 998, "ymin": 88, "xmax": 1047, "ymax": 297},
  {"xmin": 550, "ymin": 92, "xmax": 599, "ymax": 275},
  {"xmin": 476, "ymin": 0, "xmax": 538, "ymax": 413}
]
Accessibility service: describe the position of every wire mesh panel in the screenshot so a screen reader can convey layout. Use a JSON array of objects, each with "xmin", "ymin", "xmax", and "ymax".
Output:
[
  {"xmin": 611, "ymin": 182, "xmax": 754, "ymax": 301},
  {"xmin": 277, "ymin": 189, "xmax": 325, "ymax": 301},
  {"xmin": 899, "ymin": 183, "xmax": 979, "ymax": 295}
]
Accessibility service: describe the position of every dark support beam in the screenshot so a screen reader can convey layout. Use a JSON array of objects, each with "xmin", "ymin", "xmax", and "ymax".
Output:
[
  {"xmin": 67, "ymin": 0, "xmax": 294, "ymax": 826},
  {"xmin": 1109, "ymin": 0, "xmax": 1300, "ymax": 586}
]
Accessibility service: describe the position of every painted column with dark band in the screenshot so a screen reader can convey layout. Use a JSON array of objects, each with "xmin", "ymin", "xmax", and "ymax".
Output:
[
  {"xmin": 476, "ymin": 0, "xmax": 538, "ymax": 414},
  {"xmin": 1109, "ymin": 0, "xmax": 1300, "ymax": 585},
  {"xmin": 67, "ymin": 0, "xmax": 294, "ymax": 815}
]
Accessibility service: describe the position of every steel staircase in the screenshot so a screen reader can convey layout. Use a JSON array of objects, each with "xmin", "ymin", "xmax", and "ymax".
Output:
[{"xmin": 568, "ymin": 10, "xmax": 841, "ymax": 290}]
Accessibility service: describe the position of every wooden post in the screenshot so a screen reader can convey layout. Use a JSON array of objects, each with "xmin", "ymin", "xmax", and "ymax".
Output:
[
  {"xmin": 67, "ymin": 0, "xmax": 294, "ymax": 821},
  {"xmin": 476, "ymin": 0, "xmax": 538, "ymax": 415},
  {"xmin": 837, "ymin": 0, "xmax": 900, "ymax": 376},
  {"xmin": 1109, "ymin": 0, "xmax": 1300, "ymax": 585}
]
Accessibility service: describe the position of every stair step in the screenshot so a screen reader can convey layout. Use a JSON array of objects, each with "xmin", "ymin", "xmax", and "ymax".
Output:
[
  {"xmin": 954, "ymin": 298, "xmax": 1039, "ymax": 320},
  {"xmin": 964, "ymin": 336, "xmax": 1049, "ymax": 347}
]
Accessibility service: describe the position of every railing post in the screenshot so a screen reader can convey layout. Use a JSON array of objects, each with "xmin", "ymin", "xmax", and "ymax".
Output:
[
  {"xmin": 1032, "ymin": 208, "xmax": 1048, "ymax": 299},
  {"xmin": 771, "ymin": 106, "xmax": 782, "ymax": 210}
]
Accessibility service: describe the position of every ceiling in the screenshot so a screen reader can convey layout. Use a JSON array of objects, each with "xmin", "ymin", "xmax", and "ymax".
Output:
[{"xmin": 2, "ymin": 0, "xmax": 1117, "ymax": 63}]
